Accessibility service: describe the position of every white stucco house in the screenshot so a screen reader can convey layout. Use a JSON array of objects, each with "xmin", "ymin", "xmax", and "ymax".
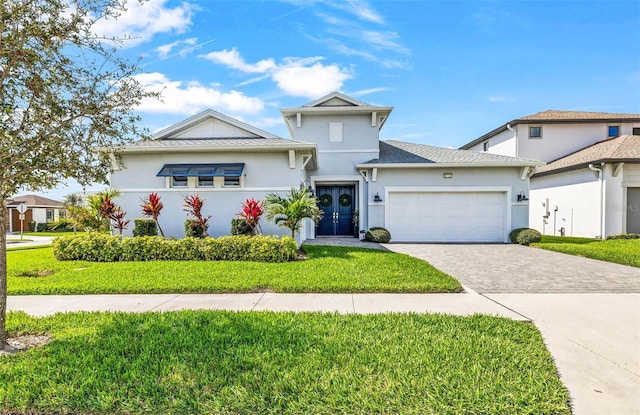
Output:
[
  {"xmin": 111, "ymin": 92, "xmax": 542, "ymax": 243},
  {"xmin": 460, "ymin": 110, "xmax": 640, "ymax": 238}
]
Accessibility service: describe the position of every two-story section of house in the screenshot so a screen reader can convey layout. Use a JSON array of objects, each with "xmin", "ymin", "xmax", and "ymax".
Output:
[
  {"xmin": 112, "ymin": 92, "xmax": 541, "ymax": 243},
  {"xmin": 461, "ymin": 110, "xmax": 640, "ymax": 238}
]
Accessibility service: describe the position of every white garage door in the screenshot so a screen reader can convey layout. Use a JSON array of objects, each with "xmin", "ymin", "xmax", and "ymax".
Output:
[{"xmin": 387, "ymin": 191, "xmax": 507, "ymax": 242}]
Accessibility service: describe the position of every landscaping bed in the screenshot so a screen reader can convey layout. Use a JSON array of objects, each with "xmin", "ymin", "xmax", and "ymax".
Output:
[
  {"xmin": 0, "ymin": 310, "xmax": 571, "ymax": 415},
  {"xmin": 7, "ymin": 245, "xmax": 461, "ymax": 294}
]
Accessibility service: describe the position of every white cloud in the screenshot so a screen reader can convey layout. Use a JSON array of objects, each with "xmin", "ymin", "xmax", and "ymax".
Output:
[
  {"xmin": 133, "ymin": 73, "xmax": 265, "ymax": 115},
  {"xmin": 92, "ymin": 0, "xmax": 193, "ymax": 47},
  {"xmin": 253, "ymin": 117, "xmax": 285, "ymax": 129},
  {"xmin": 331, "ymin": 0, "xmax": 384, "ymax": 24},
  {"xmin": 155, "ymin": 37, "xmax": 201, "ymax": 59},
  {"xmin": 200, "ymin": 48, "xmax": 277, "ymax": 73},
  {"xmin": 272, "ymin": 59, "xmax": 352, "ymax": 97},
  {"xmin": 200, "ymin": 49, "xmax": 353, "ymax": 98},
  {"xmin": 350, "ymin": 87, "xmax": 391, "ymax": 97}
]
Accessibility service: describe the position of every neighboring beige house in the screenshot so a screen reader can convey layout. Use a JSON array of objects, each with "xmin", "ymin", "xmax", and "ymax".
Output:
[
  {"xmin": 111, "ymin": 92, "xmax": 542, "ymax": 243},
  {"xmin": 5, "ymin": 194, "xmax": 63, "ymax": 233},
  {"xmin": 461, "ymin": 110, "xmax": 640, "ymax": 238}
]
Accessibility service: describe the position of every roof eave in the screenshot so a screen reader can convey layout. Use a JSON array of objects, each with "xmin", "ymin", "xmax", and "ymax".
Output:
[
  {"xmin": 356, "ymin": 161, "xmax": 544, "ymax": 169},
  {"xmin": 533, "ymin": 158, "xmax": 640, "ymax": 178},
  {"xmin": 281, "ymin": 106, "xmax": 393, "ymax": 116},
  {"xmin": 120, "ymin": 143, "xmax": 317, "ymax": 154}
]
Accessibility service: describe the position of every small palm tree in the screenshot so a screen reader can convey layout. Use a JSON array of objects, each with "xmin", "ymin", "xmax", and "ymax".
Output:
[{"xmin": 264, "ymin": 187, "xmax": 323, "ymax": 239}]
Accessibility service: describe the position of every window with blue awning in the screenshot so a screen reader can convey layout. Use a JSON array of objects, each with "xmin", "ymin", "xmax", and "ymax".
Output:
[{"xmin": 156, "ymin": 163, "xmax": 245, "ymax": 177}]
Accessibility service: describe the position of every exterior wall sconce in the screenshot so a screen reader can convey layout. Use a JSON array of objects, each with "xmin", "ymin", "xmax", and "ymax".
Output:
[
  {"xmin": 443, "ymin": 172, "xmax": 453, "ymax": 178},
  {"xmin": 373, "ymin": 192, "xmax": 383, "ymax": 202},
  {"xmin": 517, "ymin": 191, "xmax": 528, "ymax": 202}
]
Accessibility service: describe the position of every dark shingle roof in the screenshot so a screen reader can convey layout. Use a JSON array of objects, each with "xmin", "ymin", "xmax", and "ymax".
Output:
[
  {"xmin": 360, "ymin": 140, "xmax": 542, "ymax": 166},
  {"xmin": 533, "ymin": 135, "xmax": 640, "ymax": 176}
]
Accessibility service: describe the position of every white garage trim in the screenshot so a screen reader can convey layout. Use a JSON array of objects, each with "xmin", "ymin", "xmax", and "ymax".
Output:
[{"xmin": 384, "ymin": 186, "xmax": 512, "ymax": 243}]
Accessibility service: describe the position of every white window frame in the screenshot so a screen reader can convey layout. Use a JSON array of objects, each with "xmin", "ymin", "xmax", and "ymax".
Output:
[{"xmin": 529, "ymin": 125, "xmax": 542, "ymax": 139}]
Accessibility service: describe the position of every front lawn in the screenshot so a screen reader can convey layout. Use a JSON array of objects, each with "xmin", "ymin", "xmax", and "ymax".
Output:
[
  {"xmin": 532, "ymin": 236, "xmax": 640, "ymax": 267},
  {"xmin": 7, "ymin": 245, "xmax": 461, "ymax": 294},
  {"xmin": 0, "ymin": 311, "xmax": 571, "ymax": 415}
]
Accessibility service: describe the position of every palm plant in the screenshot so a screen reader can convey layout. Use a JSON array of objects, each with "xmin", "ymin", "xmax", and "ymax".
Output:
[
  {"xmin": 264, "ymin": 187, "xmax": 323, "ymax": 239},
  {"xmin": 140, "ymin": 192, "xmax": 165, "ymax": 237}
]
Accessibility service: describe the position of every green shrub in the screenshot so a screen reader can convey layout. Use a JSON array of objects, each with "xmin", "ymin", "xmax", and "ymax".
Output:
[
  {"xmin": 133, "ymin": 218, "xmax": 157, "ymax": 237},
  {"xmin": 53, "ymin": 234, "xmax": 297, "ymax": 262},
  {"xmin": 365, "ymin": 227, "xmax": 391, "ymax": 243},
  {"xmin": 28, "ymin": 221, "xmax": 36, "ymax": 232},
  {"xmin": 53, "ymin": 232, "xmax": 123, "ymax": 262},
  {"xmin": 606, "ymin": 233, "xmax": 640, "ymax": 240},
  {"xmin": 48, "ymin": 220, "xmax": 75, "ymax": 232},
  {"xmin": 184, "ymin": 219, "xmax": 207, "ymax": 238},
  {"xmin": 509, "ymin": 228, "xmax": 542, "ymax": 245},
  {"xmin": 231, "ymin": 218, "xmax": 253, "ymax": 236}
]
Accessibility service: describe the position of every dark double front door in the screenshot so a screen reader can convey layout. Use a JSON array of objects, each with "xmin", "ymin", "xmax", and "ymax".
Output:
[{"xmin": 316, "ymin": 185, "xmax": 355, "ymax": 236}]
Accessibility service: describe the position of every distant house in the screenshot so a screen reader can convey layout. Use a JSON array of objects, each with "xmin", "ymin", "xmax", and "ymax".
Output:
[
  {"xmin": 5, "ymin": 195, "xmax": 63, "ymax": 233},
  {"xmin": 111, "ymin": 92, "xmax": 541, "ymax": 243},
  {"xmin": 460, "ymin": 110, "xmax": 640, "ymax": 238}
]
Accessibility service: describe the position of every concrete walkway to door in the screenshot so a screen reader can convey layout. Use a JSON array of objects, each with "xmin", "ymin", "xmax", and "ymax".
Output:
[{"xmin": 386, "ymin": 243, "xmax": 640, "ymax": 415}]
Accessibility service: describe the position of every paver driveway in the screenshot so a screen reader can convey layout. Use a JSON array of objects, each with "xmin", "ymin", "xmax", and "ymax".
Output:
[{"xmin": 386, "ymin": 243, "xmax": 640, "ymax": 293}]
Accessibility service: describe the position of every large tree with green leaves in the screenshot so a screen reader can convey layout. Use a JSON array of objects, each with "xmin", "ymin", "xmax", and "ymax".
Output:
[
  {"xmin": 264, "ymin": 187, "xmax": 323, "ymax": 240},
  {"xmin": 0, "ymin": 0, "xmax": 156, "ymax": 352}
]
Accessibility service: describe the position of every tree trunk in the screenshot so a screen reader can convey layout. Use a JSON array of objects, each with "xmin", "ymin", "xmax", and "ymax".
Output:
[{"xmin": 0, "ymin": 196, "xmax": 12, "ymax": 351}]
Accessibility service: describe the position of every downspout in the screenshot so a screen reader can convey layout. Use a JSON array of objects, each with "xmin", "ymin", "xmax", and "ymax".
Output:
[
  {"xmin": 588, "ymin": 163, "xmax": 605, "ymax": 239},
  {"xmin": 506, "ymin": 123, "xmax": 518, "ymax": 155}
]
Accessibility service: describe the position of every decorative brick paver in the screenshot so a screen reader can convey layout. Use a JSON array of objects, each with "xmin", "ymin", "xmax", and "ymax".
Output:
[{"xmin": 384, "ymin": 244, "xmax": 640, "ymax": 293}]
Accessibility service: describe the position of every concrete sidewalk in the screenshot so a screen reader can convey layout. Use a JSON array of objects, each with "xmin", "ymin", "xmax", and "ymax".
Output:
[
  {"xmin": 7, "ymin": 290, "xmax": 528, "ymax": 320},
  {"xmin": 6, "ymin": 234, "xmax": 54, "ymax": 248}
]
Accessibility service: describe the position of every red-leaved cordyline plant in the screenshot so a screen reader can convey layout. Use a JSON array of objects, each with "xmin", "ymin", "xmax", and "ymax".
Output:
[
  {"xmin": 183, "ymin": 194, "xmax": 211, "ymax": 234},
  {"xmin": 141, "ymin": 192, "xmax": 165, "ymax": 237},
  {"xmin": 238, "ymin": 198, "xmax": 264, "ymax": 235},
  {"xmin": 98, "ymin": 196, "xmax": 117, "ymax": 220},
  {"xmin": 110, "ymin": 207, "xmax": 130, "ymax": 237}
]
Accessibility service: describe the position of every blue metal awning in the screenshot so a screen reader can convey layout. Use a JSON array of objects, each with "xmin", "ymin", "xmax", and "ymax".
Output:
[{"xmin": 156, "ymin": 163, "xmax": 245, "ymax": 177}]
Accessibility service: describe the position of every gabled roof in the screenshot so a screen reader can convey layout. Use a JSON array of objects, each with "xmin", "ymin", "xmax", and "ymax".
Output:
[
  {"xmin": 302, "ymin": 91, "xmax": 370, "ymax": 107},
  {"xmin": 460, "ymin": 110, "xmax": 640, "ymax": 150},
  {"xmin": 533, "ymin": 135, "xmax": 640, "ymax": 177},
  {"xmin": 151, "ymin": 109, "xmax": 280, "ymax": 140},
  {"xmin": 358, "ymin": 140, "xmax": 543, "ymax": 168},
  {"xmin": 281, "ymin": 92, "xmax": 393, "ymax": 116},
  {"xmin": 120, "ymin": 109, "xmax": 316, "ymax": 156},
  {"xmin": 7, "ymin": 195, "xmax": 63, "ymax": 208}
]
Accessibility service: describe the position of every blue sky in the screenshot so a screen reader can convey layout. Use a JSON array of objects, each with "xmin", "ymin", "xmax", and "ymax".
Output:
[{"xmin": 28, "ymin": 0, "xmax": 640, "ymax": 200}]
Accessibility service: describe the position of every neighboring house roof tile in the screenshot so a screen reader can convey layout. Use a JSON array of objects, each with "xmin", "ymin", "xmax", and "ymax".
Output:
[
  {"xmin": 7, "ymin": 194, "xmax": 63, "ymax": 208},
  {"xmin": 518, "ymin": 110, "xmax": 640, "ymax": 121},
  {"xmin": 359, "ymin": 140, "xmax": 543, "ymax": 167},
  {"xmin": 460, "ymin": 110, "xmax": 640, "ymax": 150},
  {"xmin": 533, "ymin": 135, "xmax": 640, "ymax": 176}
]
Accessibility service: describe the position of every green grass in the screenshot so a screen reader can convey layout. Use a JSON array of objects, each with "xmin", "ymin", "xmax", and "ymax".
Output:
[
  {"xmin": 533, "ymin": 237, "xmax": 640, "ymax": 267},
  {"xmin": 0, "ymin": 311, "xmax": 571, "ymax": 415},
  {"xmin": 22, "ymin": 231, "xmax": 79, "ymax": 237},
  {"xmin": 7, "ymin": 245, "xmax": 461, "ymax": 294}
]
